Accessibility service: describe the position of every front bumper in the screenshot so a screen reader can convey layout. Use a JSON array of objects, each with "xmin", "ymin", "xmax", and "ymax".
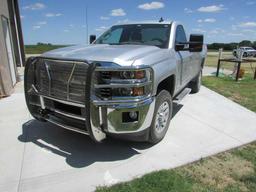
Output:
[{"xmin": 91, "ymin": 97, "xmax": 155, "ymax": 135}]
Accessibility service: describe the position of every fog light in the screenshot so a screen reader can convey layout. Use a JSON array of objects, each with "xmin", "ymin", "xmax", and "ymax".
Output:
[{"xmin": 129, "ymin": 111, "xmax": 138, "ymax": 120}]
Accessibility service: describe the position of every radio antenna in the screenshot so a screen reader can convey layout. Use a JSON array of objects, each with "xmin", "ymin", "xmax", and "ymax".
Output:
[
  {"xmin": 85, "ymin": 6, "xmax": 88, "ymax": 44},
  {"xmin": 159, "ymin": 17, "xmax": 164, "ymax": 22}
]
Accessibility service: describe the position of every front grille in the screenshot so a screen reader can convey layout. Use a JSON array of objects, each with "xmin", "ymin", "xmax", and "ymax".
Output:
[
  {"xmin": 98, "ymin": 88, "xmax": 112, "ymax": 99},
  {"xmin": 36, "ymin": 59, "xmax": 89, "ymax": 104}
]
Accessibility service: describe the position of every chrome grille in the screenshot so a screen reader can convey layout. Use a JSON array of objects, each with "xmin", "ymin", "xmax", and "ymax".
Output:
[{"xmin": 36, "ymin": 59, "xmax": 89, "ymax": 104}]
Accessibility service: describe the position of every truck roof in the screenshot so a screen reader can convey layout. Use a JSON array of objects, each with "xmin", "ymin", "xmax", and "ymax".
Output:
[{"xmin": 113, "ymin": 20, "xmax": 173, "ymax": 26}]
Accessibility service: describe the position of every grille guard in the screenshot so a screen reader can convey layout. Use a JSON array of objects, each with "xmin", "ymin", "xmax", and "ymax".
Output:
[{"xmin": 24, "ymin": 56, "xmax": 106, "ymax": 142}]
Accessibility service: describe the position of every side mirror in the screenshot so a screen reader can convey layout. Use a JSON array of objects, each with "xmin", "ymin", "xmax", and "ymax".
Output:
[
  {"xmin": 89, "ymin": 35, "xmax": 96, "ymax": 44},
  {"xmin": 189, "ymin": 34, "xmax": 203, "ymax": 52},
  {"xmin": 175, "ymin": 43, "xmax": 185, "ymax": 51}
]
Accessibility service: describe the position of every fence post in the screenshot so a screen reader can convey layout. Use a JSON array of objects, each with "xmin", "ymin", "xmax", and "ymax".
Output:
[{"xmin": 216, "ymin": 48, "xmax": 223, "ymax": 77}]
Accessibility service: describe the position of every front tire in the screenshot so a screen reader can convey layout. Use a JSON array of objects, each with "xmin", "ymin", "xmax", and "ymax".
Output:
[
  {"xmin": 149, "ymin": 90, "xmax": 173, "ymax": 144},
  {"xmin": 190, "ymin": 70, "xmax": 202, "ymax": 93}
]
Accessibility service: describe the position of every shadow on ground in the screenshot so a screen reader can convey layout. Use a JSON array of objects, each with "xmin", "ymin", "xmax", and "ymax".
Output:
[{"xmin": 18, "ymin": 103, "xmax": 183, "ymax": 168}]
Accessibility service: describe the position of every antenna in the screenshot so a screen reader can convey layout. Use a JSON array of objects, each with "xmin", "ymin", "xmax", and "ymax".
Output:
[
  {"xmin": 85, "ymin": 6, "xmax": 88, "ymax": 44},
  {"xmin": 159, "ymin": 17, "xmax": 164, "ymax": 22}
]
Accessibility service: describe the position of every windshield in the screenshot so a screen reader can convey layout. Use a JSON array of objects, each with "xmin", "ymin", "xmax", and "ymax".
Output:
[{"xmin": 95, "ymin": 24, "xmax": 171, "ymax": 48}]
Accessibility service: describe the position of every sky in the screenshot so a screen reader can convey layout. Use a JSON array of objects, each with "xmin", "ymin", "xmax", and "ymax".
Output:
[{"xmin": 19, "ymin": 0, "xmax": 256, "ymax": 45}]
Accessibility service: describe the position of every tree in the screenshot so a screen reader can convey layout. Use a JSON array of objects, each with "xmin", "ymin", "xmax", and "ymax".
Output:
[{"xmin": 239, "ymin": 40, "xmax": 252, "ymax": 47}]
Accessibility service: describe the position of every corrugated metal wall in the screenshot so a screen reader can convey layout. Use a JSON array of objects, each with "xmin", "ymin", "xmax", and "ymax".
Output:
[{"xmin": 0, "ymin": 0, "xmax": 24, "ymax": 97}]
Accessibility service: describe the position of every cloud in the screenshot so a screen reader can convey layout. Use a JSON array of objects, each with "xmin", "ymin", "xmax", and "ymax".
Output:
[
  {"xmin": 228, "ymin": 33, "xmax": 243, "ymax": 36},
  {"xmin": 184, "ymin": 8, "xmax": 193, "ymax": 13},
  {"xmin": 192, "ymin": 28, "xmax": 206, "ymax": 33},
  {"xmin": 117, "ymin": 19, "xmax": 130, "ymax": 24},
  {"xmin": 45, "ymin": 13, "xmax": 63, "ymax": 17},
  {"xmin": 110, "ymin": 9, "xmax": 126, "ymax": 16},
  {"xmin": 23, "ymin": 3, "xmax": 45, "ymax": 10},
  {"xmin": 197, "ymin": 4, "xmax": 226, "ymax": 13},
  {"xmin": 95, "ymin": 26, "xmax": 108, "ymax": 31},
  {"xmin": 246, "ymin": 1, "xmax": 255, "ymax": 5},
  {"xmin": 32, "ymin": 25, "xmax": 41, "ymax": 30},
  {"xmin": 243, "ymin": 29, "xmax": 255, "ymax": 32},
  {"xmin": 138, "ymin": 2, "xmax": 164, "ymax": 10},
  {"xmin": 20, "ymin": 15, "xmax": 25, "ymax": 19},
  {"xmin": 100, "ymin": 16, "xmax": 110, "ymax": 20},
  {"xmin": 239, "ymin": 22, "xmax": 256, "ymax": 27},
  {"xmin": 37, "ymin": 21, "xmax": 47, "ymax": 25},
  {"xmin": 64, "ymin": 29, "xmax": 70, "ymax": 32},
  {"xmin": 197, "ymin": 18, "xmax": 216, "ymax": 23}
]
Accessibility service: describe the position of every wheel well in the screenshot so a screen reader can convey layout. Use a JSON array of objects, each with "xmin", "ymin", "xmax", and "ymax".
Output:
[{"xmin": 157, "ymin": 75, "xmax": 175, "ymax": 96}]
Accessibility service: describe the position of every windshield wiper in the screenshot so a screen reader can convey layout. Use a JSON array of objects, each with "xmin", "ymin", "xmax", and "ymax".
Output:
[{"xmin": 113, "ymin": 41, "xmax": 145, "ymax": 45}]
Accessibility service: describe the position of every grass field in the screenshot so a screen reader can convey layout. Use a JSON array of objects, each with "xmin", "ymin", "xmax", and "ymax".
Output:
[{"xmin": 25, "ymin": 44, "xmax": 69, "ymax": 54}]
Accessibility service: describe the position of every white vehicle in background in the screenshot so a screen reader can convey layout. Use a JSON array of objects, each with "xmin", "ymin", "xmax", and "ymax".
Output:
[{"xmin": 233, "ymin": 47, "xmax": 256, "ymax": 57}]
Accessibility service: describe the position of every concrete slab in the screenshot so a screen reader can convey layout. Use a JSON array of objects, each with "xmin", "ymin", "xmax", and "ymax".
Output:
[{"xmin": 0, "ymin": 86, "xmax": 256, "ymax": 192}]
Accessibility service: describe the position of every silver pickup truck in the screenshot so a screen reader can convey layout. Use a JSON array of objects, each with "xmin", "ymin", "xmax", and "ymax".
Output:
[{"xmin": 24, "ymin": 21, "xmax": 207, "ymax": 143}]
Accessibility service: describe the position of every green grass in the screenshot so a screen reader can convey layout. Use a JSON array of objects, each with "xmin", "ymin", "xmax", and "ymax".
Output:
[
  {"xmin": 202, "ymin": 75, "xmax": 256, "ymax": 112},
  {"xmin": 25, "ymin": 44, "xmax": 69, "ymax": 54}
]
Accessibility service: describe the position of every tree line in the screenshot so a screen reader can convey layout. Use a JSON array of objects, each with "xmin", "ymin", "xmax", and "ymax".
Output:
[{"xmin": 208, "ymin": 40, "xmax": 256, "ymax": 50}]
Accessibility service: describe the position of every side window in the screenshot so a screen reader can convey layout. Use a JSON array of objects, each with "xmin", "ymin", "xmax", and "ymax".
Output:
[{"xmin": 175, "ymin": 25, "xmax": 187, "ymax": 43}]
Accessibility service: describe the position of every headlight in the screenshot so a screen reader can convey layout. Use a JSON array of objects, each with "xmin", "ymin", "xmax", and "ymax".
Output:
[
  {"xmin": 120, "ymin": 70, "xmax": 145, "ymax": 79},
  {"xmin": 96, "ymin": 67, "xmax": 153, "ymax": 100}
]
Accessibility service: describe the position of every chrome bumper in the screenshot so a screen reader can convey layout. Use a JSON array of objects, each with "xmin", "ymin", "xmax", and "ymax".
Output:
[
  {"xmin": 91, "ymin": 97, "xmax": 155, "ymax": 134},
  {"xmin": 32, "ymin": 94, "xmax": 155, "ymax": 136}
]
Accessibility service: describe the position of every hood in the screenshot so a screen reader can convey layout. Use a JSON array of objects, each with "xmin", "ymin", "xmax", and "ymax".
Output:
[{"xmin": 42, "ymin": 44, "xmax": 163, "ymax": 66}]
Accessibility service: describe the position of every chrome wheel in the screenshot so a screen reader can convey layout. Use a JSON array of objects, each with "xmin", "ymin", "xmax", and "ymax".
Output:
[{"xmin": 155, "ymin": 101, "xmax": 170, "ymax": 134}]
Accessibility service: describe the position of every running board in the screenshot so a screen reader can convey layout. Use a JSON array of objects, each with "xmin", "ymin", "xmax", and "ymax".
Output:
[{"xmin": 174, "ymin": 88, "xmax": 191, "ymax": 103}]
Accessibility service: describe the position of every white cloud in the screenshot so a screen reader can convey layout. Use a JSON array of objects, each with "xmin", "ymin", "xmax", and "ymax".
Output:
[
  {"xmin": 228, "ymin": 33, "xmax": 243, "ymax": 36},
  {"xmin": 197, "ymin": 18, "xmax": 216, "ymax": 23},
  {"xmin": 246, "ymin": 1, "xmax": 255, "ymax": 5},
  {"xmin": 197, "ymin": 4, "xmax": 226, "ymax": 13},
  {"xmin": 138, "ymin": 2, "xmax": 164, "ymax": 10},
  {"xmin": 184, "ymin": 8, "xmax": 193, "ymax": 13},
  {"xmin": 243, "ymin": 29, "xmax": 255, "ymax": 32},
  {"xmin": 37, "ymin": 21, "xmax": 47, "ymax": 25},
  {"xmin": 192, "ymin": 28, "xmax": 206, "ymax": 33},
  {"xmin": 64, "ymin": 29, "xmax": 70, "ymax": 32},
  {"xmin": 100, "ymin": 16, "xmax": 110, "ymax": 20},
  {"xmin": 239, "ymin": 22, "xmax": 256, "ymax": 27},
  {"xmin": 205, "ymin": 18, "xmax": 216, "ymax": 23},
  {"xmin": 229, "ymin": 17, "xmax": 235, "ymax": 21},
  {"xmin": 117, "ymin": 19, "xmax": 130, "ymax": 24},
  {"xmin": 45, "ymin": 13, "xmax": 63, "ymax": 17},
  {"xmin": 110, "ymin": 9, "xmax": 126, "ymax": 16},
  {"xmin": 32, "ymin": 25, "xmax": 41, "ymax": 30},
  {"xmin": 23, "ymin": 3, "xmax": 45, "ymax": 10},
  {"xmin": 20, "ymin": 15, "xmax": 25, "ymax": 19},
  {"xmin": 95, "ymin": 26, "xmax": 108, "ymax": 31}
]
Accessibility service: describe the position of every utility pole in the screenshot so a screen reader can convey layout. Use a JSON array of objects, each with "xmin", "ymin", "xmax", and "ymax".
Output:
[{"xmin": 85, "ymin": 6, "xmax": 88, "ymax": 44}]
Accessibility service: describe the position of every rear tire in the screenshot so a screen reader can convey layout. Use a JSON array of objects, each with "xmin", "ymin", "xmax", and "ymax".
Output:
[
  {"xmin": 190, "ymin": 70, "xmax": 202, "ymax": 93},
  {"xmin": 149, "ymin": 90, "xmax": 172, "ymax": 144}
]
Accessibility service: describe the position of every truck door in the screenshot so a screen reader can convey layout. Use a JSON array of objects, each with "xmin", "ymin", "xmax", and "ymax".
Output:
[{"xmin": 175, "ymin": 25, "xmax": 191, "ymax": 86}]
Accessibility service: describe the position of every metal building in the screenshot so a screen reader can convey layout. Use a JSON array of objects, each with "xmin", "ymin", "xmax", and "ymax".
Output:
[{"xmin": 0, "ymin": 0, "xmax": 25, "ymax": 96}]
